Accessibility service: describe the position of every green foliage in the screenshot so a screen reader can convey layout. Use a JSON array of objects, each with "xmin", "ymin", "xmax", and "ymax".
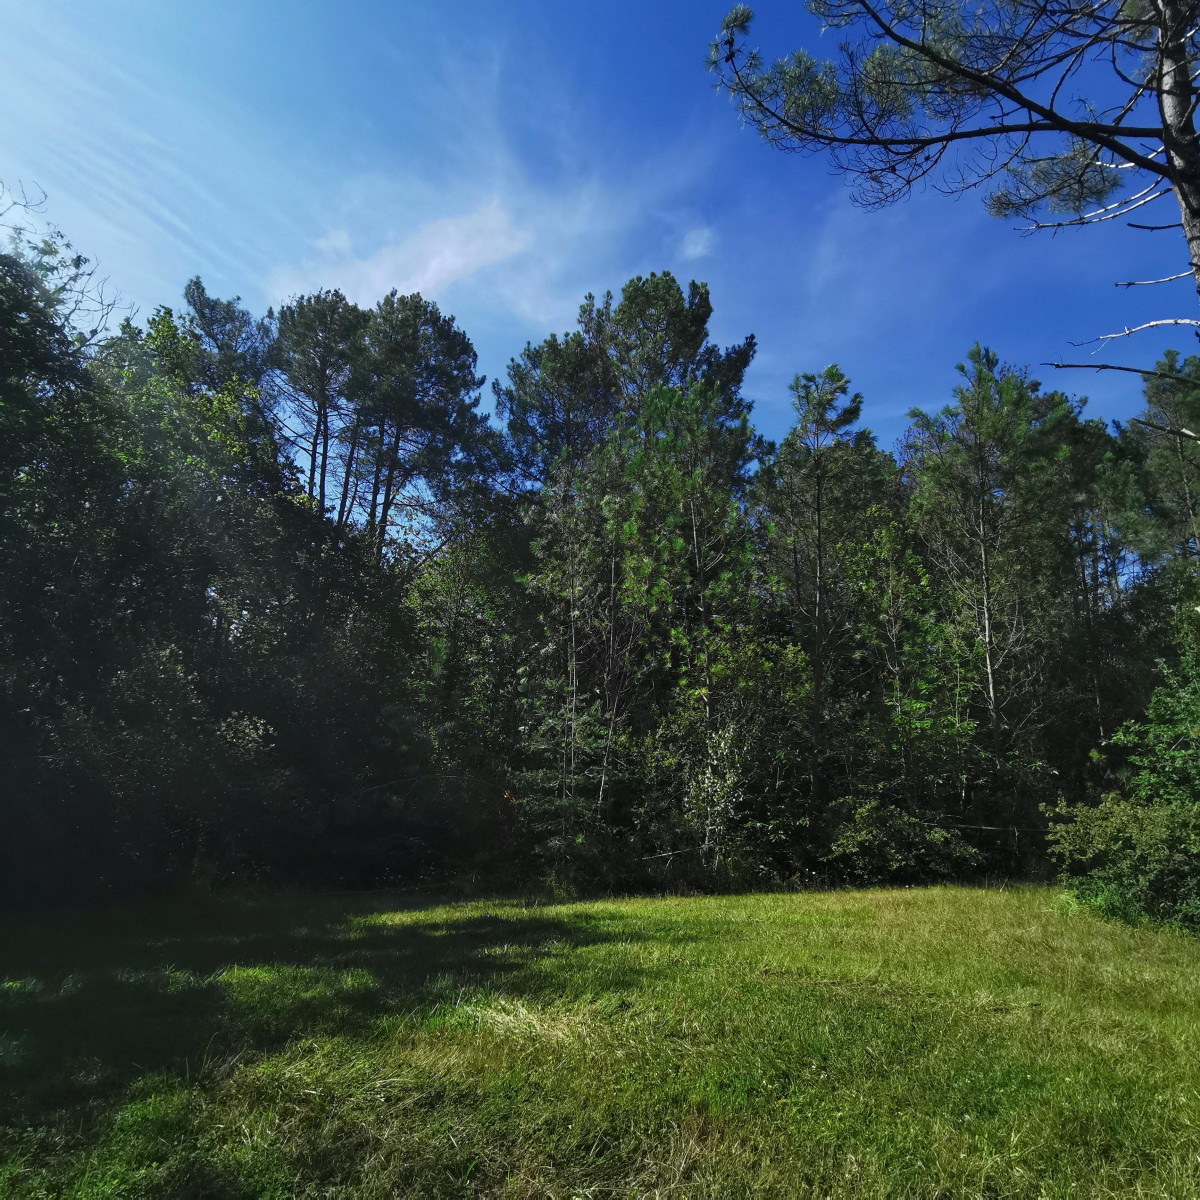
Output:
[
  {"xmin": 1044, "ymin": 355, "xmax": 1200, "ymax": 933},
  {"xmin": 1130, "ymin": 350, "xmax": 1200, "ymax": 564},
  {"xmin": 898, "ymin": 348, "xmax": 1087, "ymax": 843},
  {"xmin": 823, "ymin": 800, "xmax": 980, "ymax": 884},
  {"xmin": 709, "ymin": 1, "xmax": 1170, "ymax": 224},
  {"xmin": 3, "ymin": 227, "xmax": 1196, "ymax": 908},
  {"xmin": 0, "ymin": 245, "xmax": 493, "ymax": 903},
  {"xmin": 1051, "ymin": 655, "xmax": 1200, "ymax": 930},
  {"xmin": 496, "ymin": 274, "xmax": 764, "ymax": 886},
  {"xmin": 1051, "ymin": 792, "xmax": 1200, "ymax": 931}
]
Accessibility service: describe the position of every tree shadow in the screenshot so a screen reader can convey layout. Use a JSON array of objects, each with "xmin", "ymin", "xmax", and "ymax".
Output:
[{"xmin": 0, "ymin": 891, "xmax": 671, "ymax": 1129}]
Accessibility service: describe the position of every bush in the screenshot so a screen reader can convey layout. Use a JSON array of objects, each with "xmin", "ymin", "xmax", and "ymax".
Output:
[
  {"xmin": 1050, "ymin": 658, "xmax": 1200, "ymax": 931},
  {"xmin": 823, "ymin": 799, "xmax": 980, "ymax": 885},
  {"xmin": 1050, "ymin": 793, "xmax": 1200, "ymax": 929}
]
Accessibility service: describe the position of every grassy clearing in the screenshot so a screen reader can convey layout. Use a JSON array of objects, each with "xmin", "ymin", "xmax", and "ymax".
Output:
[{"xmin": 2, "ymin": 885, "xmax": 1199, "ymax": 1197}]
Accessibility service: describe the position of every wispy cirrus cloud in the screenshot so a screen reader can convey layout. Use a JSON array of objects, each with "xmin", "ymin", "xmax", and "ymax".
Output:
[
  {"xmin": 266, "ymin": 141, "xmax": 717, "ymax": 336},
  {"xmin": 261, "ymin": 16, "xmax": 724, "ymax": 334},
  {"xmin": 1, "ymin": 0, "xmax": 727, "ymax": 384},
  {"xmin": 269, "ymin": 197, "xmax": 531, "ymax": 305}
]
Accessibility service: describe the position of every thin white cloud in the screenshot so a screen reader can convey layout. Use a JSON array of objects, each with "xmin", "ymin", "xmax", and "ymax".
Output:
[
  {"xmin": 270, "ymin": 198, "xmax": 530, "ymax": 304},
  {"xmin": 262, "ymin": 24, "xmax": 721, "ymax": 332},
  {"xmin": 313, "ymin": 228, "xmax": 352, "ymax": 257},
  {"xmin": 680, "ymin": 225, "xmax": 715, "ymax": 261},
  {"xmin": 474, "ymin": 178, "xmax": 646, "ymax": 327},
  {"xmin": 3, "ymin": 0, "xmax": 722, "ymax": 378},
  {"xmin": 266, "ymin": 144, "xmax": 711, "ymax": 333},
  {"xmin": 0, "ymin": 4, "xmax": 315, "ymax": 310}
]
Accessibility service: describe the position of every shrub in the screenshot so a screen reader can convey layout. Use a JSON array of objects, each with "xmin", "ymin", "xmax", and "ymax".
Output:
[
  {"xmin": 1050, "ymin": 658, "xmax": 1200, "ymax": 931},
  {"xmin": 1050, "ymin": 793, "xmax": 1200, "ymax": 929},
  {"xmin": 823, "ymin": 798, "xmax": 980, "ymax": 885}
]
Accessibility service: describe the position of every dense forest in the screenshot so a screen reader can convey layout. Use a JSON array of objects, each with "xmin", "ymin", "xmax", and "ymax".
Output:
[{"xmin": 4, "ymin": 225, "xmax": 1199, "ymax": 923}]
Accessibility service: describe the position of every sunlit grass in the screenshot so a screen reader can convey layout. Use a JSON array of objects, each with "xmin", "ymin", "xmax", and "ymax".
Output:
[{"xmin": 2, "ymin": 885, "xmax": 1199, "ymax": 1196}]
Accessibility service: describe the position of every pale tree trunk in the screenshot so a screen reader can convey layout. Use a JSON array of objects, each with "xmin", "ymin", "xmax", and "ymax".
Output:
[
  {"xmin": 563, "ymin": 503, "xmax": 580, "ymax": 813},
  {"xmin": 1158, "ymin": 0, "xmax": 1200, "ymax": 308},
  {"xmin": 809, "ymin": 452, "xmax": 826, "ymax": 810},
  {"xmin": 1171, "ymin": 432, "xmax": 1200, "ymax": 554},
  {"xmin": 978, "ymin": 541, "xmax": 1000, "ymax": 737},
  {"xmin": 376, "ymin": 426, "xmax": 405, "ymax": 558},
  {"xmin": 368, "ymin": 426, "xmax": 385, "ymax": 536},
  {"xmin": 689, "ymin": 499, "xmax": 715, "ymax": 732},
  {"xmin": 596, "ymin": 537, "xmax": 623, "ymax": 816}
]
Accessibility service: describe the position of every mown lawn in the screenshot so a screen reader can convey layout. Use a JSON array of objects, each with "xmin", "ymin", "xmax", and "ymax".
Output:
[{"xmin": 2, "ymin": 885, "xmax": 1198, "ymax": 1198}]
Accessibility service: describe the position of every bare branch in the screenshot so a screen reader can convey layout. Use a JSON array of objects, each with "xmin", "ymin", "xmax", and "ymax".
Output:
[
  {"xmin": 1132, "ymin": 416, "xmax": 1200, "ymax": 440},
  {"xmin": 1025, "ymin": 183, "xmax": 1171, "ymax": 229},
  {"xmin": 1042, "ymin": 360, "xmax": 1187, "ymax": 381},
  {"xmin": 1072, "ymin": 318, "xmax": 1200, "ymax": 345},
  {"xmin": 1115, "ymin": 270, "xmax": 1192, "ymax": 285},
  {"xmin": 0, "ymin": 179, "xmax": 47, "ymax": 228}
]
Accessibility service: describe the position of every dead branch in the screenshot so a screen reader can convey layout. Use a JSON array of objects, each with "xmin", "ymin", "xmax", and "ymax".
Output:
[
  {"xmin": 1072, "ymin": 318, "xmax": 1200, "ymax": 346},
  {"xmin": 1115, "ymin": 271, "xmax": 1192, "ymax": 286},
  {"xmin": 1043, "ymin": 360, "xmax": 1188, "ymax": 382},
  {"xmin": 1132, "ymin": 416, "xmax": 1200, "ymax": 440}
]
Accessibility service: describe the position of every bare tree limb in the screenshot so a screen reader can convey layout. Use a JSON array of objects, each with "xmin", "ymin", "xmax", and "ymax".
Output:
[
  {"xmin": 1116, "ymin": 270, "xmax": 1193, "ymax": 285},
  {"xmin": 1042, "ymin": 360, "xmax": 1188, "ymax": 381},
  {"xmin": 1072, "ymin": 318, "xmax": 1200, "ymax": 345},
  {"xmin": 1025, "ymin": 183, "xmax": 1171, "ymax": 230},
  {"xmin": 1132, "ymin": 416, "xmax": 1200, "ymax": 440}
]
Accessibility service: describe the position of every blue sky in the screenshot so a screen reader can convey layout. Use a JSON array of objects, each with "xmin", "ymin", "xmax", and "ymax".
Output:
[{"xmin": 3, "ymin": 0, "xmax": 1194, "ymax": 446}]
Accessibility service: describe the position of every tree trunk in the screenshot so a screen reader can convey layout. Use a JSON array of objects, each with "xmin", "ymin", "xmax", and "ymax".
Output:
[
  {"xmin": 977, "ymin": 495, "xmax": 1001, "ymax": 738},
  {"xmin": 809, "ymin": 455, "xmax": 826, "ymax": 810},
  {"xmin": 318, "ymin": 404, "xmax": 330, "ymax": 515},
  {"xmin": 336, "ymin": 416, "xmax": 361, "ymax": 529},
  {"xmin": 307, "ymin": 408, "xmax": 321, "ymax": 500},
  {"xmin": 689, "ymin": 499, "xmax": 714, "ymax": 732},
  {"xmin": 376, "ymin": 425, "xmax": 405, "ymax": 557},
  {"xmin": 368, "ymin": 424, "xmax": 385, "ymax": 537},
  {"xmin": 1158, "ymin": 0, "xmax": 1200, "ymax": 308}
]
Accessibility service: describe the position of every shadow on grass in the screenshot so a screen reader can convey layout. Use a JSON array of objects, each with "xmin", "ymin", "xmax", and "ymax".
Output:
[{"xmin": 0, "ymin": 892, "xmax": 665, "ymax": 1128}]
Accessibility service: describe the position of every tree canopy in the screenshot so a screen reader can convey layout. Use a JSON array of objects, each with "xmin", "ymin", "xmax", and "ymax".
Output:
[
  {"xmin": 710, "ymin": 0, "xmax": 1200, "ymax": 342},
  {"xmin": 4, "ymin": 222, "xmax": 1198, "ymax": 919}
]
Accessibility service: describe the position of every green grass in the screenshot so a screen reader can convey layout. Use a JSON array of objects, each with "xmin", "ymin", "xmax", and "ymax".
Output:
[{"xmin": 2, "ymin": 885, "xmax": 1199, "ymax": 1197}]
